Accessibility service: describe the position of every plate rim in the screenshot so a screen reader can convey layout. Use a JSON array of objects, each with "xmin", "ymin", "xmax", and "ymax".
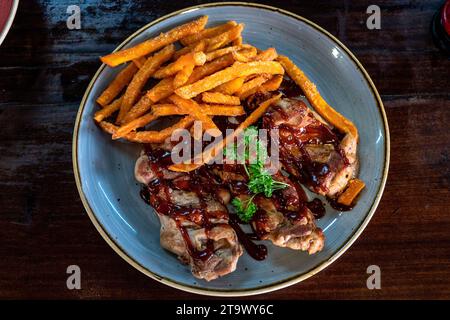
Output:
[
  {"xmin": 0, "ymin": 0, "xmax": 19, "ymax": 46},
  {"xmin": 72, "ymin": 1, "xmax": 390, "ymax": 297}
]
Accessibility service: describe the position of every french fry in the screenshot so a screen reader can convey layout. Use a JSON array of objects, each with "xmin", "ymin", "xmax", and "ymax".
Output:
[
  {"xmin": 200, "ymin": 104, "xmax": 245, "ymax": 116},
  {"xmin": 146, "ymin": 76, "xmax": 176, "ymax": 101},
  {"xmin": 94, "ymin": 96, "xmax": 123, "ymax": 122},
  {"xmin": 132, "ymin": 57, "xmax": 147, "ymax": 68},
  {"xmin": 169, "ymin": 94, "xmax": 221, "ymax": 136},
  {"xmin": 100, "ymin": 116, "xmax": 195, "ymax": 143},
  {"xmin": 176, "ymin": 25, "xmax": 241, "ymax": 60},
  {"xmin": 337, "ymin": 178, "xmax": 365, "ymax": 206},
  {"xmin": 238, "ymin": 74, "xmax": 283, "ymax": 99},
  {"xmin": 206, "ymin": 24, "xmax": 244, "ymax": 52},
  {"xmin": 96, "ymin": 62, "xmax": 138, "ymax": 107},
  {"xmin": 260, "ymin": 74, "xmax": 283, "ymax": 91},
  {"xmin": 113, "ymin": 113, "xmax": 159, "ymax": 139},
  {"xmin": 98, "ymin": 121, "xmax": 119, "ymax": 135},
  {"xmin": 232, "ymin": 36, "xmax": 243, "ymax": 46},
  {"xmin": 133, "ymin": 115, "xmax": 195, "ymax": 143},
  {"xmin": 186, "ymin": 53, "xmax": 235, "ymax": 84},
  {"xmin": 100, "ymin": 16, "xmax": 208, "ymax": 67},
  {"xmin": 180, "ymin": 21, "xmax": 237, "ymax": 46},
  {"xmin": 254, "ymin": 47, "xmax": 278, "ymax": 61},
  {"xmin": 213, "ymin": 77, "xmax": 245, "ymax": 95},
  {"xmin": 154, "ymin": 51, "xmax": 206, "ymax": 79},
  {"xmin": 168, "ymin": 94, "xmax": 281, "ymax": 172},
  {"xmin": 153, "ymin": 104, "xmax": 245, "ymax": 117},
  {"xmin": 232, "ymin": 50, "xmax": 252, "ymax": 62},
  {"xmin": 236, "ymin": 74, "xmax": 272, "ymax": 99},
  {"xmin": 121, "ymin": 77, "xmax": 175, "ymax": 124},
  {"xmin": 176, "ymin": 61, "xmax": 284, "ymax": 99},
  {"xmin": 205, "ymin": 44, "xmax": 251, "ymax": 62},
  {"xmin": 118, "ymin": 44, "xmax": 175, "ymax": 123},
  {"xmin": 173, "ymin": 38, "xmax": 206, "ymax": 59},
  {"xmin": 202, "ymin": 92, "xmax": 240, "ymax": 105},
  {"xmin": 235, "ymin": 47, "xmax": 258, "ymax": 61},
  {"xmin": 173, "ymin": 63, "xmax": 195, "ymax": 88},
  {"xmin": 278, "ymin": 55, "xmax": 358, "ymax": 139}
]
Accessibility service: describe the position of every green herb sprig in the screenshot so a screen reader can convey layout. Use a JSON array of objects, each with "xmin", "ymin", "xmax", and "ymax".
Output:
[
  {"xmin": 231, "ymin": 196, "xmax": 257, "ymax": 223},
  {"xmin": 226, "ymin": 126, "xmax": 290, "ymax": 222}
]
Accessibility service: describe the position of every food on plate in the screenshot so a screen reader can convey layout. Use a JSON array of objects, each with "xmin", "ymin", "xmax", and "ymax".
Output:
[
  {"xmin": 101, "ymin": 16, "xmax": 208, "ymax": 67},
  {"xmin": 201, "ymin": 92, "xmax": 241, "ymax": 105},
  {"xmin": 93, "ymin": 16, "xmax": 365, "ymax": 281}
]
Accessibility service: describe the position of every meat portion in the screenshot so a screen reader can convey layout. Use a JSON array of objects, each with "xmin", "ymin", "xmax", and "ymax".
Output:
[
  {"xmin": 135, "ymin": 151, "xmax": 242, "ymax": 281},
  {"xmin": 253, "ymin": 197, "xmax": 324, "ymax": 254},
  {"xmin": 262, "ymin": 98, "xmax": 358, "ymax": 197},
  {"xmin": 212, "ymin": 166, "xmax": 325, "ymax": 254}
]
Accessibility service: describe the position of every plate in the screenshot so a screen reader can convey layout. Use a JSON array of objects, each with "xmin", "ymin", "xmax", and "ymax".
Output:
[
  {"xmin": 73, "ymin": 2, "xmax": 389, "ymax": 296},
  {"xmin": 0, "ymin": 0, "xmax": 19, "ymax": 46}
]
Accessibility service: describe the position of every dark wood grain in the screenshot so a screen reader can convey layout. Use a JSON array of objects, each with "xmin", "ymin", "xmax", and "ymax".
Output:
[{"xmin": 0, "ymin": 0, "xmax": 449, "ymax": 299}]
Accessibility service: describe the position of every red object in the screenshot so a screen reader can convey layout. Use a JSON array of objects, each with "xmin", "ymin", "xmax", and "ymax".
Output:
[
  {"xmin": 442, "ymin": 0, "xmax": 450, "ymax": 36},
  {"xmin": 0, "ymin": 0, "xmax": 14, "ymax": 34}
]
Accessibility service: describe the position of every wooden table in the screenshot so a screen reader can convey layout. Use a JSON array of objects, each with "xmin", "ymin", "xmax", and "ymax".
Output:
[{"xmin": 0, "ymin": 0, "xmax": 449, "ymax": 299}]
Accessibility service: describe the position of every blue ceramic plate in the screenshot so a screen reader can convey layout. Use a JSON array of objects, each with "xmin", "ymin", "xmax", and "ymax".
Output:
[{"xmin": 73, "ymin": 2, "xmax": 389, "ymax": 296}]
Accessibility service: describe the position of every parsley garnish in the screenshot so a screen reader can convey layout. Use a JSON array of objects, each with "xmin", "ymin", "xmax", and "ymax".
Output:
[
  {"xmin": 228, "ymin": 126, "xmax": 290, "ymax": 222},
  {"xmin": 231, "ymin": 196, "xmax": 257, "ymax": 223}
]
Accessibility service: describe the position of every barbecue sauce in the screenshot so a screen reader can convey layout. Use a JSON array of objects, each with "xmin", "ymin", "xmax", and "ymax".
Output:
[
  {"xmin": 229, "ymin": 214, "xmax": 267, "ymax": 261},
  {"xmin": 139, "ymin": 80, "xmax": 352, "ymax": 263},
  {"xmin": 141, "ymin": 147, "xmax": 217, "ymax": 262}
]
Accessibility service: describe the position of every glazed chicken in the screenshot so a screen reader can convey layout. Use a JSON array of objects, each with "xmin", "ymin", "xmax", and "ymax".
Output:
[
  {"xmin": 135, "ymin": 149, "xmax": 242, "ymax": 281},
  {"xmin": 212, "ymin": 166, "xmax": 324, "ymax": 254},
  {"xmin": 133, "ymin": 95, "xmax": 358, "ymax": 279},
  {"xmin": 262, "ymin": 97, "xmax": 358, "ymax": 198}
]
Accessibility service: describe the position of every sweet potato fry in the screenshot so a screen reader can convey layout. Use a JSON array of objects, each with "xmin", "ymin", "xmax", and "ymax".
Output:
[
  {"xmin": 168, "ymin": 94, "xmax": 281, "ymax": 172},
  {"xmin": 337, "ymin": 178, "xmax": 365, "ymax": 206},
  {"xmin": 132, "ymin": 57, "xmax": 147, "ymax": 68},
  {"xmin": 260, "ymin": 74, "xmax": 283, "ymax": 91},
  {"xmin": 200, "ymin": 104, "xmax": 245, "ymax": 116},
  {"xmin": 205, "ymin": 44, "xmax": 251, "ymax": 62},
  {"xmin": 174, "ymin": 25, "xmax": 243, "ymax": 61},
  {"xmin": 113, "ymin": 113, "xmax": 159, "ymax": 139},
  {"xmin": 169, "ymin": 94, "xmax": 221, "ymax": 136},
  {"xmin": 232, "ymin": 50, "xmax": 253, "ymax": 62},
  {"xmin": 232, "ymin": 36, "xmax": 243, "ymax": 46},
  {"xmin": 118, "ymin": 44, "xmax": 175, "ymax": 123},
  {"xmin": 96, "ymin": 62, "xmax": 138, "ymax": 107},
  {"xmin": 213, "ymin": 77, "xmax": 245, "ymax": 95},
  {"xmin": 173, "ymin": 39, "xmax": 207, "ymax": 59},
  {"xmin": 238, "ymin": 74, "xmax": 283, "ymax": 99},
  {"xmin": 236, "ymin": 74, "xmax": 272, "ymax": 99},
  {"xmin": 278, "ymin": 55, "xmax": 358, "ymax": 139},
  {"xmin": 100, "ymin": 116, "xmax": 195, "ymax": 143},
  {"xmin": 100, "ymin": 16, "xmax": 208, "ymax": 67},
  {"xmin": 202, "ymin": 92, "xmax": 240, "ymax": 105},
  {"xmin": 94, "ymin": 96, "xmax": 123, "ymax": 122},
  {"xmin": 206, "ymin": 24, "xmax": 244, "ymax": 52},
  {"xmin": 133, "ymin": 115, "xmax": 195, "ymax": 143},
  {"xmin": 180, "ymin": 21, "xmax": 237, "ymax": 46},
  {"xmin": 98, "ymin": 121, "xmax": 119, "ymax": 135},
  {"xmin": 154, "ymin": 51, "xmax": 206, "ymax": 79},
  {"xmin": 253, "ymin": 47, "xmax": 278, "ymax": 61},
  {"xmin": 173, "ymin": 62, "xmax": 195, "ymax": 88},
  {"xmin": 152, "ymin": 104, "xmax": 245, "ymax": 117},
  {"xmin": 121, "ymin": 77, "xmax": 175, "ymax": 124},
  {"xmin": 146, "ymin": 76, "xmax": 176, "ymax": 102},
  {"xmin": 176, "ymin": 61, "xmax": 284, "ymax": 99},
  {"xmin": 186, "ymin": 53, "xmax": 235, "ymax": 84}
]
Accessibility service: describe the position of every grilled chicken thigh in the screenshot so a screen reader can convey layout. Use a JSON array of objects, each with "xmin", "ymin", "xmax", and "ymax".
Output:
[
  {"xmin": 135, "ymin": 151, "xmax": 242, "ymax": 281},
  {"xmin": 262, "ymin": 98, "xmax": 357, "ymax": 197},
  {"xmin": 212, "ymin": 166, "xmax": 325, "ymax": 254}
]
